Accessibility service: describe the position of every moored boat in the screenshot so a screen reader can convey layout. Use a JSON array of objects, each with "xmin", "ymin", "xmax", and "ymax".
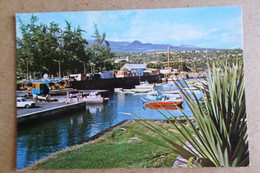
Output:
[
  {"xmin": 145, "ymin": 99, "xmax": 183, "ymax": 106},
  {"xmin": 187, "ymin": 81, "xmax": 196, "ymax": 84},
  {"xmin": 133, "ymin": 89, "xmax": 153, "ymax": 93},
  {"xmin": 83, "ymin": 92, "xmax": 108, "ymax": 104},
  {"xmin": 135, "ymin": 81, "xmax": 155, "ymax": 89},
  {"xmin": 145, "ymin": 93, "xmax": 183, "ymax": 107},
  {"xmin": 145, "ymin": 105, "xmax": 179, "ymax": 110}
]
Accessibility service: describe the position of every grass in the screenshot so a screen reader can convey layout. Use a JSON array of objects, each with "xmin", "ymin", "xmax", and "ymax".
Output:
[{"xmin": 26, "ymin": 120, "xmax": 180, "ymax": 170}]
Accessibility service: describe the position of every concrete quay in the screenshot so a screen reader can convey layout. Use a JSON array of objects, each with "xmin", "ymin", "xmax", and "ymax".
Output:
[{"xmin": 17, "ymin": 102, "xmax": 86, "ymax": 124}]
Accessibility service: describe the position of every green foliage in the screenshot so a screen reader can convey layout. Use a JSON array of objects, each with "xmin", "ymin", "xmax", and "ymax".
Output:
[
  {"xmin": 26, "ymin": 121, "xmax": 178, "ymax": 170},
  {"xmin": 130, "ymin": 62, "xmax": 249, "ymax": 167},
  {"xmin": 90, "ymin": 24, "xmax": 115, "ymax": 72},
  {"xmin": 16, "ymin": 15, "xmax": 114, "ymax": 78},
  {"xmin": 147, "ymin": 62, "xmax": 164, "ymax": 69},
  {"xmin": 113, "ymin": 60, "xmax": 127, "ymax": 70}
]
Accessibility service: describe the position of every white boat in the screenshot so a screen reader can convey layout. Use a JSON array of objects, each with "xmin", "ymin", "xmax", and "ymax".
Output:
[
  {"xmin": 135, "ymin": 81, "xmax": 155, "ymax": 89},
  {"xmin": 83, "ymin": 92, "xmax": 108, "ymax": 104},
  {"xmin": 155, "ymin": 83, "xmax": 163, "ymax": 87},
  {"xmin": 114, "ymin": 88, "xmax": 123, "ymax": 92}
]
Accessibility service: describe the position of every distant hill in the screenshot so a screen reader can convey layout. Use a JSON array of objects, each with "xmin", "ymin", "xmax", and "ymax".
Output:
[{"xmin": 87, "ymin": 40, "xmax": 216, "ymax": 52}]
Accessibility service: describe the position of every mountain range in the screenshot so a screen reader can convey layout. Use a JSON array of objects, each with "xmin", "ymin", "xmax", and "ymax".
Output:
[{"xmin": 88, "ymin": 40, "xmax": 216, "ymax": 52}]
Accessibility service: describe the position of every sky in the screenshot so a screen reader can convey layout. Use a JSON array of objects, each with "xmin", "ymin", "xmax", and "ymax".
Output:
[{"xmin": 16, "ymin": 6, "xmax": 243, "ymax": 49}]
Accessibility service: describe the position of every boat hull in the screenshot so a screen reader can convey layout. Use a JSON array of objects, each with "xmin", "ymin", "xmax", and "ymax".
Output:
[
  {"xmin": 145, "ymin": 100, "xmax": 183, "ymax": 106},
  {"xmin": 145, "ymin": 105, "xmax": 179, "ymax": 110},
  {"xmin": 135, "ymin": 85, "xmax": 154, "ymax": 89}
]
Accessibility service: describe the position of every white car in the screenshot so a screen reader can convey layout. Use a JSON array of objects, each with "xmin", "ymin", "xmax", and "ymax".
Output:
[{"xmin": 17, "ymin": 97, "xmax": 36, "ymax": 108}]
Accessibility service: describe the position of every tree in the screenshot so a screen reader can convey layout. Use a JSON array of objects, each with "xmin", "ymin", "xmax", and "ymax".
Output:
[
  {"xmin": 61, "ymin": 21, "xmax": 89, "ymax": 74},
  {"xmin": 16, "ymin": 16, "xmax": 90, "ymax": 78},
  {"xmin": 90, "ymin": 24, "xmax": 115, "ymax": 72},
  {"xmin": 114, "ymin": 60, "xmax": 127, "ymax": 70}
]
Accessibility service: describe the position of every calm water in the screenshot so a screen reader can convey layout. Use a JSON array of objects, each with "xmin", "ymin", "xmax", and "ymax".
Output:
[{"xmin": 17, "ymin": 79, "xmax": 203, "ymax": 170}]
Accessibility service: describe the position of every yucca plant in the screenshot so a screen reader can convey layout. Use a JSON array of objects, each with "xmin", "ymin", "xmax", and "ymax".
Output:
[{"xmin": 130, "ymin": 62, "xmax": 249, "ymax": 167}]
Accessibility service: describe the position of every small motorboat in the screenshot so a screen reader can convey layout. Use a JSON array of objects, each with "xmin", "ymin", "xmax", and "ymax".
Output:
[
  {"xmin": 145, "ymin": 93, "xmax": 183, "ymax": 106},
  {"xmin": 83, "ymin": 92, "xmax": 109, "ymax": 104},
  {"xmin": 135, "ymin": 81, "xmax": 155, "ymax": 89},
  {"xmin": 145, "ymin": 99, "xmax": 183, "ymax": 107},
  {"xmin": 147, "ymin": 90, "xmax": 159, "ymax": 96},
  {"xmin": 145, "ymin": 105, "xmax": 179, "ymax": 110}
]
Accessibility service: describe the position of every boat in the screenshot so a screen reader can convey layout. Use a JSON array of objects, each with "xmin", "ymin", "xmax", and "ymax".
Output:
[
  {"xmin": 147, "ymin": 90, "xmax": 159, "ymax": 96},
  {"xmin": 187, "ymin": 81, "xmax": 196, "ymax": 84},
  {"xmin": 145, "ymin": 93, "xmax": 183, "ymax": 107},
  {"xmin": 83, "ymin": 92, "xmax": 108, "ymax": 104},
  {"xmin": 135, "ymin": 81, "xmax": 155, "ymax": 89},
  {"xmin": 145, "ymin": 105, "xmax": 179, "ymax": 110},
  {"xmin": 133, "ymin": 89, "xmax": 153, "ymax": 93},
  {"xmin": 37, "ymin": 95, "xmax": 58, "ymax": 101},
  {"xmin": 145, "ymin": 99, "xmax": 183, "ymax": 106},
  {"xmin": 161, "ymin": 90, "xmax": 180, "ymax": 94},
  {"xmin": 155, "ymin": 83, "xmax": 163, "ymax": 87},
  {"xmin": 114, "ymin": 88, "xmax": 123, "ymax": 92},
  {"xmin": 167, "ymin": 75, "xmax": 179, "ymax": 81},
  {"xmin": 148, "ymin": 95, "xmax": 183, "ymax": 106},
  {"xmin": 122, "ymin": 89, "xmax": 134, "ymax": 92}
]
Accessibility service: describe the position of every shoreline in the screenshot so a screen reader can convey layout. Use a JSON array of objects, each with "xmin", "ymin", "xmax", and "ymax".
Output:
[
  {"xmin": 23, "ymin": 117, "xmax": 193, "ymax": 170},
  {"xmin": 22, "ymin": 119, "xmax": 133, "ymax": 170}
]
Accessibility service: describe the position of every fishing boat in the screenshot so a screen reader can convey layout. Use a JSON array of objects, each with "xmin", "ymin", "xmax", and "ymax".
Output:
[{"xmin": 83, "ymin": 92, "xmax": 108, "ymax": 104}]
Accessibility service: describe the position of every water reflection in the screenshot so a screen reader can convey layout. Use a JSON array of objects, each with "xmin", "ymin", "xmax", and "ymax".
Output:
[{"xmin": 86, "ymin": 104, "xmax": 104, "ymax": 114}]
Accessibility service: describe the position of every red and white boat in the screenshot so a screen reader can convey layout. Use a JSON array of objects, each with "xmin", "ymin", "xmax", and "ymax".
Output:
[{"xmin": 145, "ymin": 99, "xmax": 183, "ymax": 107}]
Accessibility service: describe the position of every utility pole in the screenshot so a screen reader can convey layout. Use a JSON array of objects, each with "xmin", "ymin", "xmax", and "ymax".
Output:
[
  {"xmin": 206, "ymin": 49, "xmax": 209, "ymax": 65},
  {"xmin": 54, "ymin": 59, "xmax": 61, "ymax": 78},
  {"xmin": 167, "ymin": 46, "xmax": 170, "ymax": 70},
  {"xmin": 21, "ymin": 58, "xmax": 29, "ymax": 79}
]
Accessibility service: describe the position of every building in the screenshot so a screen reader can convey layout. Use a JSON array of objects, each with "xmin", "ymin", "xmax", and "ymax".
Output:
[{"xmin": 115, "ymin": 63, "xmax": 147, "ymax": 78}]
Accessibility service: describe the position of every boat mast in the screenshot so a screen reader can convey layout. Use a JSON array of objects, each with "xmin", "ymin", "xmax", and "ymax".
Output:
[{"xmin": 167, "ymin": 46, "xmax": 170, "ymax": 69}]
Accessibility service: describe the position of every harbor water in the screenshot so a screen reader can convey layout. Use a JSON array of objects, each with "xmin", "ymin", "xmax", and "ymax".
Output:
[{"xmin": 17, "ymin": 79, "xmax": 203, "ymax": 170}]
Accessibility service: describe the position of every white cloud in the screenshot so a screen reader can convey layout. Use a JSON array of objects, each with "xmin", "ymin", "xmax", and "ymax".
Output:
[{"xmin": 122, "ymin": 17, "xmax": 208, "ymax": 44}]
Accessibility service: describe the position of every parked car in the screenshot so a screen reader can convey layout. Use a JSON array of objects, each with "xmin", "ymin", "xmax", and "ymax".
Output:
[{"xmin": 17, "ymin": 97, "xmax": 36, "ymax": 108}]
